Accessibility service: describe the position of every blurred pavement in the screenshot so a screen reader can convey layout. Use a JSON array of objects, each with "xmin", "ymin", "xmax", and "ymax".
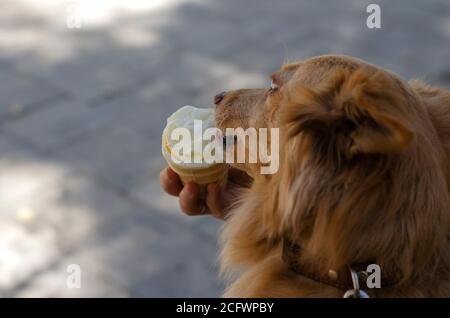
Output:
[{"xmin": 0, "ymin": 0, "xmax": 450, "ymax": 297}]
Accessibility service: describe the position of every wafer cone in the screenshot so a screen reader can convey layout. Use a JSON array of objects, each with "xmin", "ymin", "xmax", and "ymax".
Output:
[{"xmin": 161, "ymin": 134, "xmax": 228, "ymax": 198}]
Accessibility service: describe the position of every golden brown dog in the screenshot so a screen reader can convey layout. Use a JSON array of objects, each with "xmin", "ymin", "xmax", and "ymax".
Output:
[{"xmin": 215, "ymin": 55, "xmax": 450, "ymax": 297}]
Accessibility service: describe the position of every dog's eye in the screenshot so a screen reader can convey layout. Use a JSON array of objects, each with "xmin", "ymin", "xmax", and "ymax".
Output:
[{"xmin": 270, "ymin": 80, "xmax": 278, "ymax": 91}]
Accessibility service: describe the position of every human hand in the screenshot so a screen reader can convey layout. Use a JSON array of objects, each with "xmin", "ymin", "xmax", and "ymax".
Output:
[{"xmin": 159, "ymin": 166, "xmax": 252, "ymax": 220}]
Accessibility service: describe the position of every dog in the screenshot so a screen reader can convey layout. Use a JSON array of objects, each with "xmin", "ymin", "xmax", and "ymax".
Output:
[{"xmin": 214, "ymin": 55, "xmax": 450, "ymax": 297}]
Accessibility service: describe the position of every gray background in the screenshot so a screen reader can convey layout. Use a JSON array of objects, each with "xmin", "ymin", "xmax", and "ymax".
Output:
[{"xmin": 0, "ymin": 0, "xmax": 449, "ymax": 297}]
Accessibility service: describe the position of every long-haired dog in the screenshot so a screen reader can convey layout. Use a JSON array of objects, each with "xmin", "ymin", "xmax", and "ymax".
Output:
[{"xmin": 214, "ymin": 55, "xmax": 450, "ymax": 297}]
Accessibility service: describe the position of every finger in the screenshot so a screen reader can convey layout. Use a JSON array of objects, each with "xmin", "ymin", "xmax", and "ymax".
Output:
[
  {"xmin": 179, "ymin": 182, "xmax": 208, "ymax": 216},
  {"xmin": 206, "ymin": 183, "xmax": 226, "ymax": 219},
  {"xmin": 160, "ymin": 167, "xmax": 183, "ymax": 196}
]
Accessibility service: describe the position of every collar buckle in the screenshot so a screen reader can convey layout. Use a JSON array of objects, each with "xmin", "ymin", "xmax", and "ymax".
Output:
[{"xmin": 343, "ymin": 268, "xmax": 370, "ymax": 298}]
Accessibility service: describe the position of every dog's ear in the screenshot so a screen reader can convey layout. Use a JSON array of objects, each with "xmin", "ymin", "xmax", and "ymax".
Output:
[
  {"xmin": 282, "ymin": 68, "xmax": 414, "ymax": 156},
  {"xmin": 344, "ymin": 69, "xmax": 414, "ymax": 155},
  {"xmin": 348, "ymin": 108, "xmax": 413, "ymax": 155}
]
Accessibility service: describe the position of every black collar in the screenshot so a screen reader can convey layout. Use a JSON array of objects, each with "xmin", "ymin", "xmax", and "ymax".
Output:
[{"xmin": 282, "ymin": 239, "xmax": 399, "ymax": 291}]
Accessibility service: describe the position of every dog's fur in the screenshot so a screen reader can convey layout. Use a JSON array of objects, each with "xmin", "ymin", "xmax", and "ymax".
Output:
[{"xmin": 214, "ymin": 55, "xmax": 450, "ymax": 297}]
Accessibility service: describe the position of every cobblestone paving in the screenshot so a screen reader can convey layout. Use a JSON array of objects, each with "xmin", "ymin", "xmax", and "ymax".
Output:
[{"xmin": 0, "ymin": 0, "xmax": 449, "ymax": 297}]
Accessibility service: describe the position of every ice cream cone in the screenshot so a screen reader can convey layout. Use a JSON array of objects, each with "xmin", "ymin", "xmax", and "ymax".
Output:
[
  {"xmin": 161, "ymin": 106, "xmax": 228, "ymax": 198},
  {"xmin": 162, "ymin": 134, "xmax": 228, "ymax": 197}
]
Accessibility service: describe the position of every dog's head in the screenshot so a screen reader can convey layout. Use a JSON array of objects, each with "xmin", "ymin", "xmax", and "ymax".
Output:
[
  {"xmin": 215, "ymin": 55, "xmax": 417, "ymax": 170},
  {"xmin": 216, "ymin": 55, "xmax": 450, "ymax": 281}
]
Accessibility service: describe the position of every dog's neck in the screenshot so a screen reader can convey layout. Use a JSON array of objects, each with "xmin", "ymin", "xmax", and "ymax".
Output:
[
  {"xmin": 269, "ymin": 147, "xmax": 450, "ymax": 285},
  {"xmin": 281, "ymin": 238, "xmax": 400, "ymax": 294}
]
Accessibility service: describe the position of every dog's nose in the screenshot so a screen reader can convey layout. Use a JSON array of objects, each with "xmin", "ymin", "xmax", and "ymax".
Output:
[{"xmin": 214, "ymin": 91, "xmax": 227, "ymax": 105}]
